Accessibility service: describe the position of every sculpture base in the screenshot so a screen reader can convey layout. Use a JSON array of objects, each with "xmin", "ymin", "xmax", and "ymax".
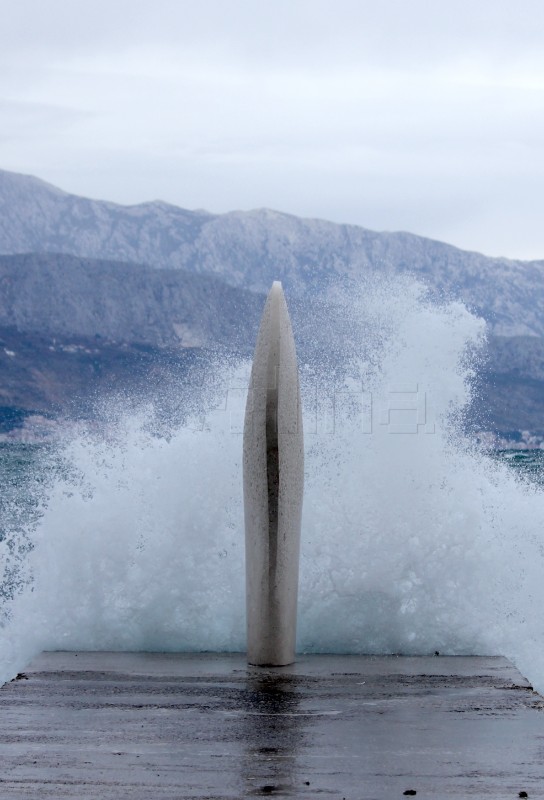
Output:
[{"xmin": 1, "ymin": 652, "xmax": 542, "ymax": 798}]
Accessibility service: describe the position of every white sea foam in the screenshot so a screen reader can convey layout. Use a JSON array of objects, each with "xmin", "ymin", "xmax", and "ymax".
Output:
[{"xmin": 2, "ymin": 277, "xmax": 544, "ymax": 689}]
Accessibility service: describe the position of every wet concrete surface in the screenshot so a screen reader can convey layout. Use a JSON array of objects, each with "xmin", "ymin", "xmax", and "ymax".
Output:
[{"xmin": 1, "ymin": 652, "xmax": 543, "ymax": 798}]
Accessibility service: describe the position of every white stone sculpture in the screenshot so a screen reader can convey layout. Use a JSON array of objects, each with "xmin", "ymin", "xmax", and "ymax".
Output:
[{"xmin": 243, "ymin": 281, "xmax": 304, "ymax": 666}]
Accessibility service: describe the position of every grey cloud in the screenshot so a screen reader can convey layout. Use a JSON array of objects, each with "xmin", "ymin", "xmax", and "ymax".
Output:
[
  {"xmin": 3, "ymin": 0, "xmax": 544, "ymax": 65},
  {"xmin": 1, "ymin": 0, "xmax": 543, "ymax": 258}
]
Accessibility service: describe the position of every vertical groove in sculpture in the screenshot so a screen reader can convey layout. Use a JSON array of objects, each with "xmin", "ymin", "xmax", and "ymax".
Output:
[{"xmin": 243, "ymin": 281, "xmax": 304, "ymax": 666}]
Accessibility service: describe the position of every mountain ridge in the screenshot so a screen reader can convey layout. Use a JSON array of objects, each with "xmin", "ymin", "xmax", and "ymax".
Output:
[
  {"xmin": 0, "ymin": 168, "xmax": 543, "ymax": 441},
  {"xmin": 3, "ymin": 167, "xmax": 542, "ymax": 264},
  {"xmin": 1, "ymin": 168, "xmax": 543, "ymax": 337}
]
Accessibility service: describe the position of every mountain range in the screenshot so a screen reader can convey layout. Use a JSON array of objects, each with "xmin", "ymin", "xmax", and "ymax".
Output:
[{"xmin": 0, "ymin": 168, "xmax": 543, "ymax": 443}]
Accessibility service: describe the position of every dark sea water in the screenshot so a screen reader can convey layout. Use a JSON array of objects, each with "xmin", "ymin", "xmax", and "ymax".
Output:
[
  {"xmin": 0, "ymin": 442, "xmax": 39, "ymax": 492},
  {"xmin": 492, "ymin": 449, "xmax": 544, "ymax": 486},
  {"xmin": 0, "ymin": 443, "xmax": 45, "ymax": 541}
]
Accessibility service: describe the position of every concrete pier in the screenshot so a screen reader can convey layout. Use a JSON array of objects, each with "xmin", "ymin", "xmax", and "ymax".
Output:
[{"xmin": 1, "ymin": 652, "xmax": 543, "ymax": 798}]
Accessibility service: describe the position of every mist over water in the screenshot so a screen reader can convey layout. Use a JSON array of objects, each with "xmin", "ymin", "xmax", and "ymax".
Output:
[{"xmin": 2, "ymin": 277, "xmax": 544, "ymax": 690}]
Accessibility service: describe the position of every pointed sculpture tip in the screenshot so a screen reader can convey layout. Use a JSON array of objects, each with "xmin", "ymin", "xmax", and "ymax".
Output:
[{"xmin": 271, "ymin": 280, "xmax": 283, "ymax": 293}]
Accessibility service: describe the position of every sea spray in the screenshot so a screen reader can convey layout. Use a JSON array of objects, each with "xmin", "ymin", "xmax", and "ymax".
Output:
[{"xmin": 2, "ymin": 277, "xmax": 544, "ymax": 690}]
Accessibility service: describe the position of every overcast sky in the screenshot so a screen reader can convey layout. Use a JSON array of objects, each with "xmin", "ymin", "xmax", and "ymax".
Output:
[{"xmin": 2, "ymin": 0, "xmax": 544, "ymax": 259}]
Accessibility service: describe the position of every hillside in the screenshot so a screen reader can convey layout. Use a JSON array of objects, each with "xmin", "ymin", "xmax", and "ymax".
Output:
[
  {"xmin": 0, "ymin": 253, "xmax": 261, "ymax": 349},
  {"xmin": 1, "ymin": 169, "xmax": 543, "ymax": 338},
  {"xmin": 0, "ymin": 169, "xmax": 543, "ymax": 442}
]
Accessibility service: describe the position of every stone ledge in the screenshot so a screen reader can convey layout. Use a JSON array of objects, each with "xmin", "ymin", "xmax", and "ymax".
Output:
[{"xmin": 0, "ymin": 653, "xmax": 541, "ymax": 798}]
